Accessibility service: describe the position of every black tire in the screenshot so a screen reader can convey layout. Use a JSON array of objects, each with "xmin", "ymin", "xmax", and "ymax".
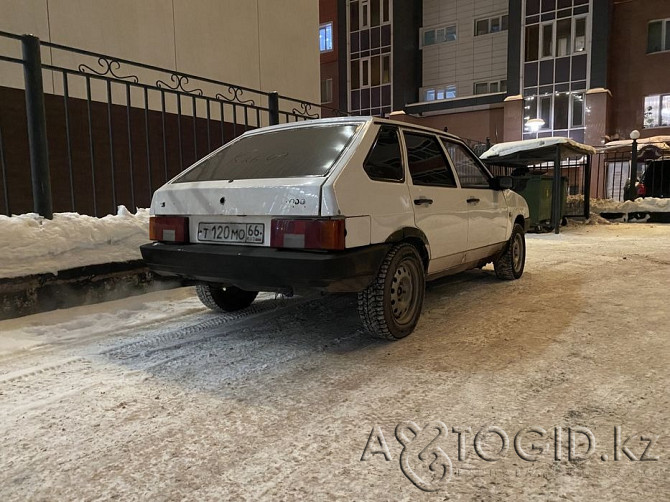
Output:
[
  {"xmin": 195, "ymin": 284, "xmax": 258, "ymax": 312},
  {"xmin": 494, "ymin": 223, "xmax": 526, "ymax": 280},
  {"xmin": 357, "ymin": 243, "xmax": 425, "ymax": 340}
]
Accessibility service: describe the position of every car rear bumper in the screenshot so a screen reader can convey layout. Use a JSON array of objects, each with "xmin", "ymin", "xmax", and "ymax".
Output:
[{"xmin": 140, "ymin": 242, "xmax": 391, "ymax": 293}]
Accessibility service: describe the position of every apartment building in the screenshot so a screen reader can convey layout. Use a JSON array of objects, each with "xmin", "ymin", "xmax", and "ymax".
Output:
[
  {"xmin": 326, "ymin": 0, "xmax": 670, "ymax": 146},
  {"xmin": 339, "ymin": 0, "xmax": 421, "ymax": 116}
]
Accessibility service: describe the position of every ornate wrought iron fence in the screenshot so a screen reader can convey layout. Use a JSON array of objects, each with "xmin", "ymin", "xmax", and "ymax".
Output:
[{"xmin": 0, "ymin": 31, "xmax": 347, "ymax": 217}]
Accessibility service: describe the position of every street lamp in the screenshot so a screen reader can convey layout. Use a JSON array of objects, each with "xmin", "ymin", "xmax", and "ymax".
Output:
[
  {"xmin": 526, "ymin": 118, "xmax": 545, "ymax": 134},
  {"xmin": 627, "ymin": 129, "xmax": 640, "ymax": 201}
]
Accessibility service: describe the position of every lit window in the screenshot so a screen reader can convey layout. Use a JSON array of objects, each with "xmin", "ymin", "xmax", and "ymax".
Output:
[
  {"xmin": 425, "ymin": 89, "xmax": 436, "ymax": 101},
  {"xmin": 647, "ymin": 19, "xmax": 670, "ymax": 53},
  {"xmin": 319, "ymin": 23, "xmax": 333, "ymax": 52},
  {"xmin": 644, "ymin": 94, "xmax": 670, "ymax": 128}
]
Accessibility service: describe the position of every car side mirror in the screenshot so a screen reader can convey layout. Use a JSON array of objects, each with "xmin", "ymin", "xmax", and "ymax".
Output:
[{"xmin": 494, "ymin": 176, "xmax": 513, "ymax": 190}]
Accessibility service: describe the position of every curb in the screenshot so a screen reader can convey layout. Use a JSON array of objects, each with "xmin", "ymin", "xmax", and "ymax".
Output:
[{"xmin": 0, "ymin": 260, "xmax": 181, "ymax": 321}]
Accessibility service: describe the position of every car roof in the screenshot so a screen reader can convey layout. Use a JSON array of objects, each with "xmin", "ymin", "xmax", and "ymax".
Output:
[{"xmin": 240, "ymin": 116, "xmax": 465, "ymax": 143}]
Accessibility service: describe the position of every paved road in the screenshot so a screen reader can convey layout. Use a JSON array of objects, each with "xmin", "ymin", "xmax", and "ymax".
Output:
[{"xmin": 1, "ymin": 224, "xmax": 668, "ymax": 500}]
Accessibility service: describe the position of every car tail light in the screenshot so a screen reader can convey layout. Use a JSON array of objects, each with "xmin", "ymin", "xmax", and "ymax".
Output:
[
  {"xmin": 270, "ymin": 218, "xmax": 345, "ymax": 250},
  {"xmin": 149, "ymin": 216, "xmax": 189, "ymax": 243},
  {"xmin": 637, "ymin": 183, "xmax": 646, "ymax": 197}
]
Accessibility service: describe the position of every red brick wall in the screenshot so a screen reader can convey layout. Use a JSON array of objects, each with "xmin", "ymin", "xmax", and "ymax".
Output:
[{"xmin": 608, "ymin": 0, "xmax": 670, "ymax": 139}]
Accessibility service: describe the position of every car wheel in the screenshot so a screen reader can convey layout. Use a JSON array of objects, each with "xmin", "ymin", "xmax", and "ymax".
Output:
[
  {"xmin": 195, "ymin": 284, "xmax": 258, "ymax": 312},
  {"xmin": 494, "ymin": 223, "xmax": 526, "ymax": 280},
  {"xmin": 358, "ymin": 243, "xmax": 425, "ymax": 340}
]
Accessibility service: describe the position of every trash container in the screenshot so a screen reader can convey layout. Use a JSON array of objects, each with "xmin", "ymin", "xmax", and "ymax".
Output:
[{"xmin": 512, "ymin": 175, "xmax": 568, "ymax": 231}]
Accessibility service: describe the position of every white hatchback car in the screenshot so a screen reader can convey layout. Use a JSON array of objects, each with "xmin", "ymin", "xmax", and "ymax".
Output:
[{"xmin": 141, "ymin": 117, "xmax": 529, "ymax": 340}]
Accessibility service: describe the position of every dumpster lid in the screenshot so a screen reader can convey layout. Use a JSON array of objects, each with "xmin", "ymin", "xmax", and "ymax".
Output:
[{"xmin": 480, "ymin": 137, "xmax": 596, "ymax": 166}]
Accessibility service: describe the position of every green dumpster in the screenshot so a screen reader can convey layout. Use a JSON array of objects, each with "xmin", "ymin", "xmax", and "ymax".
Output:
[{"xmin": 512, "ymin": 175, "xmax": 568, "ymax": 231}]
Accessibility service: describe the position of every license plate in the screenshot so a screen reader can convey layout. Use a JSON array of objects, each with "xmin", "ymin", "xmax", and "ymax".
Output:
[{"xmin": 197, "ymin": 223, "xmax": 265, "ymax": 244}]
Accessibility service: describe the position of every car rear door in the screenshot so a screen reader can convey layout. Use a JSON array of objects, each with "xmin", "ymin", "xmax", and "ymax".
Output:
[
  {"xmin": 440, "ymin": 139, "xmax": 508, "ymax": 260},
  {"xmin": 402, "ymin": 131, "xmax": 468, "ymax": 273}
]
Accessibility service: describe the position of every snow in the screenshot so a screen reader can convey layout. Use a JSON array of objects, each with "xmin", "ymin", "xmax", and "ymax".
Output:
[
  {"xmin": 567, "ymin": 195, "xmax": 670, "ymax": 214},
  {"xmin": 0, "ymin": 206, "xmax": 149, "ymax": 279},
  {"xmin": 601, "ymin": 135, "xmax": 670, "ymax": 152},
  {"xmin": 480, "ymin": 137, "xmax": 597, "ymax": 159},
  {"xmin": 0, "ymin": 224, "xmax": 669, "ymax": 500}
]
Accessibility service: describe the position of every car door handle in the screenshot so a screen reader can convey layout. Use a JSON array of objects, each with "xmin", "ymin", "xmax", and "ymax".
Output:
[
  {"xmin": 466, "ymin": 197, "xmax": 480, "ymax": 204},
  {"xmin": 414, "ymin": 198, "xmax": 433, "ymax": 206}
]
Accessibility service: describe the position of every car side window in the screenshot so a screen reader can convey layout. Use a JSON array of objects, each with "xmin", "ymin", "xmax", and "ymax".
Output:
[
  {"xmin": 403, "ymin": 132, "xmax": 457, "ymax": 187},
  {"xmin": 442, "ymin": 140, "xmax": 491, "ymax": 188},
  {"xmin": 363, "ymin": 126, "xmax": 404, "ymax": 182}
]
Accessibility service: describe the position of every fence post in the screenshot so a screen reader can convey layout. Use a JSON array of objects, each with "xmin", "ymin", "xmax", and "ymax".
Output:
[
  {"xmin": 22, "ymin": 34, "xmax": 52, "ymax": 219},
  {"xmin": 268, "ymin": 91, "xmax": 279, "ymax": 126},
  {"xmin": 583, "ymin": 154, "xmax": 591, "ymax": 219},
  {"xmin": 552, "ymin": 147, "xmax": 562, "ymax": 234},
  {"xmin": 485, "ymin": 137, "xmax": 491, "ymax": 151},
  {"xmin": 627, "ymin": 135, "xmax": 639, "ymax": 201}
]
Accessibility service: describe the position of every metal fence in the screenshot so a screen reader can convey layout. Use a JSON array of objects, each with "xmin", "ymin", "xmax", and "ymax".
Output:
[
  {"xmin": 0, "ymin": 31, "xmax": 346, "ymax": 218},
  {"xmin": 485, "ymin": 154, "xmax": 591, "ymax": 224},
  {"xmin": 590, "ymin": 148, "xmax": 669, "ymax": 202}
]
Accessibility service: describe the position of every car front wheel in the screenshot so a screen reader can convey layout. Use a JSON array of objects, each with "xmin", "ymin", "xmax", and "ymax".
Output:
[
  {"xmin": 196, "ymin": 284, "xmax": 258, "ymax": 312},
  {"xmin": 494, "ymin": 223, "xmax": 526, "ymax": 280},
  {"xmin": 358, "ymin": 243, "xmax": 425, "ymax": 340}
]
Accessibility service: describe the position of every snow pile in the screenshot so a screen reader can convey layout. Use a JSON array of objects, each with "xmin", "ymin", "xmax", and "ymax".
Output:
[
  {"xmin": 564, "ymin": 212, "xmax": 612, "ymax": 227},
  {"xmin": 566, "ymin": 195, "xmax": 670, "ymax": 214},
  {"xmin": 0, "ymin": 206, "xmax": 150, "ymax": 279},
  {"xmin": 481, "ymin": 137, "xmax": 596, "ymax": 159}
]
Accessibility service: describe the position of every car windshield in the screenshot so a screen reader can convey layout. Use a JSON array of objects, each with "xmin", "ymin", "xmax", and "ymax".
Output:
[{"xmin": 174, "ymin": 124, "xmax": 360, "ymax": 182}]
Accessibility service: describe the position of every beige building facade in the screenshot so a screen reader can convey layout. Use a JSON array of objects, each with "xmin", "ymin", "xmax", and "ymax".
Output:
[{"xmin": 0, "ymin": 0, "xmax": 320, "ymax": 102}]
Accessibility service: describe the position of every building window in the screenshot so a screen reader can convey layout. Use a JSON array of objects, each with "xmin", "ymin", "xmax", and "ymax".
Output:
[
  {"xmin": 381, "ymin": 54, "xmax": 390, "ymax": 84},
  {"xmin": 361, "ymin": 58, "xmax": 370, "ymax": 87},
  {"xmin": 361, "ymin": 0, "xmax": 369, "ymax": 28},
  {"xmin": 541, "ymin": 23, "xmax": 554, "ymax": 58},
  {"xmin": 525, "ymin": 17, "xmax": 588, "ymax": 62},
  {"xmin": 525, "ymin": 25, "xmax": 539, "ymax": 61},
  {"xmin": 644, "ymin": 94, "xmax": 670, "ymax": 128},
  {"xmin": 647, "ymin": 19, "xmax": 670, "ymax": 53},
  {"xmin": 475, "ymin": 14, "xmax": 508, "ymax": 36},
  {"xmin": 424, "ymin": 85, "xmax": 456, "ymax": 101},
  {"xmin": 524, "ymin": 92, "xmax": 586, "ymax": 132},
  {"xmin": 572, "ymin": 93, "xmax": 584, "ymax": 127},
  {"xmin": 319, "ymin": 23, "xmax": 333, "ymax": 52},
  {"xmin": 574, "ymin": 17, "xmax": 586, "ymax": 52},
  {"xmin": 556, "ymin": 19, "xmax": 571, "ymax": 57},
  {"xmin": 474, "ymin": 80, "xmax": 507, "ymax": 95},
  {"xmin": 321, "ymin": 79, "xmax": 333, "ymax": 104},
  {"xmin": 421, "ymin": 25, "xmax": 457, "ymax": 47}
]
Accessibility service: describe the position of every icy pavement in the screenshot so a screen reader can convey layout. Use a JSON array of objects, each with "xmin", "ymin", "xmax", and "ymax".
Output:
[{"xmin": 0, "ymin": 224, "xmax": 669, "ymax": 500}]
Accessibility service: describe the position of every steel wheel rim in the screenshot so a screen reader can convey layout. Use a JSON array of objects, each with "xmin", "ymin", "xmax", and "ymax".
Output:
[
  {"xmin": 512, "ymin": 233, "xmax": 524, "ymax": 272},
  {"xmin": 390, "ymin": 258, "xmax": 420, "ymax": 325}
]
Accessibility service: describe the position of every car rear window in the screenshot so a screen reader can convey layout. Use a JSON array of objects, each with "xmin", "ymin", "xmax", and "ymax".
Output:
[{"xmin": 174, "ymin": 124, "xmax": 359, "ymax": 182}]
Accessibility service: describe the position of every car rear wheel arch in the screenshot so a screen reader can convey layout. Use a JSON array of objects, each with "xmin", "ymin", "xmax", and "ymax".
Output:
[{"xmin": 384, "ymin": 228, "xmax": 429, "ymax": 271}]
